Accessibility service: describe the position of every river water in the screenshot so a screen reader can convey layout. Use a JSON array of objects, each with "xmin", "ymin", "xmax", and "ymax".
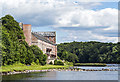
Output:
[{"xmin": 2, "ymin": 65, "xmax": 118, "ymax": 80}]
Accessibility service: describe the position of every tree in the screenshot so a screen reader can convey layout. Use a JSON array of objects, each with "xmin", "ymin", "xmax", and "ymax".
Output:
[
  {"xmin": 61, "ymin": 51, "xmax": 68, "ymax": 60},
  {"xmin": 67, "ymin": 53, "xmax": 78, "ymax": 64},
  {"xmin": 30, "ymin": 45, "xmax": 47, "ymax": 65},
  {"xmin": 1, "ymin": 15, "xmax": 34, "ymax": 65},
  {"xmin": 57, "ymin": 41, "xmax": 119, "ymax": 63},
  {"xmin": 54, "ymin": 59, "xmax": 64, "ymax": 65}
]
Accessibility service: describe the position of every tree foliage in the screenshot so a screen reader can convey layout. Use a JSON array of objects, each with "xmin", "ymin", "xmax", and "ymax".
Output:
[
  {"xmin": 57, "ymin": 41, "xmax": 119, "ymax": 63},
  {"xmin": 54, "ymin": 59, "xmax": 64, "ymax": 65},
  {"xmin": 1, "ymin": 15, "xmax": 47, "ymax": 66}
]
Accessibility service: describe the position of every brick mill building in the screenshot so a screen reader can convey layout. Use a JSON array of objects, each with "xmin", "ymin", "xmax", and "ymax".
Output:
[{"xmin": 19, "ymin": 23, "xmax": 57, "ymax": 64}]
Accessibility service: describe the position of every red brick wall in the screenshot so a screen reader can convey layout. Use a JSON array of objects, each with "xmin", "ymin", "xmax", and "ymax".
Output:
[{"xmin": 23, "ymin": 24, "xmax": 31, "ymax": 46}]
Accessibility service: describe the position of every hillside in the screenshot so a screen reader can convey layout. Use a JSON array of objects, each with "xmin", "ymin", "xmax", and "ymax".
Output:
[
  {"xmin": 1, "ymin": 15, "xmax": 47, "ymax": 66},
  {"xmin": 57, "ymin": 41, "xmax": 120, "ymax": 63}
]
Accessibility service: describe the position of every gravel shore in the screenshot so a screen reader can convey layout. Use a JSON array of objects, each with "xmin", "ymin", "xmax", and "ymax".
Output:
[{"xmin": 2, "ymin": 68, "xmax": 118, "ymax": 75}]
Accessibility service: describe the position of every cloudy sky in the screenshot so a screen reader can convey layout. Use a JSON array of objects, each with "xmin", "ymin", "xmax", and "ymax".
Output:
[{"xmin": 1, "ymin": 0, "xmax": 119, "ymax": 44}]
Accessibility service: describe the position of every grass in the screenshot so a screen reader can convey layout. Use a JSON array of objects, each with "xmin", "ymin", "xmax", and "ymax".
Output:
[
  {"xmin": 74, "ymin": 63, "xmax": 107, "ymax": 66},
  {"xmin": 1, "ymin": 63, "xmax": 72, "ymax": 72},
  {"xmin": 1, "ymin": 63, "xmax": 107, "ymax": 72}
]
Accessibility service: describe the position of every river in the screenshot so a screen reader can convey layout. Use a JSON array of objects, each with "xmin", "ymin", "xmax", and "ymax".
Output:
[{"xmin": 2, "ymin": 65, "xmax": 118, "ymax": 80}]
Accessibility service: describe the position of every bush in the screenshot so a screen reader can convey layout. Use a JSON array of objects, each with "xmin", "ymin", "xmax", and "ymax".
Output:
[
  {"xmin": 39, "ymin": 54, "xmax": 47, "ymax": 65},
  {"xmin": 40, "ymin": 61, "xmax": 46, "ymax": 66},
  {"xmin": 57, "ymin": 61, "xmax": 64, "ymax": 65},
  {"xmin": 30, "ymin": 45, "xmax": 47, "ymax": 66},
  {"xmin": 54, "ymin": 60, "xmax": 64, "ymax": 66},
  {"xmin": 64, "ymin": 61, "xmax": 73, "ymax": 66},
  {"xmin": 36, "ymin": 59, "xmax": 39, "ymax": 65},
  {"xmin": 31, "ymin": 62, "xmax": 37, "ymax": 66},
  {"xmin": 13, "ymin": 62, "xmax": 25, "ymax": 66},
  {"xmin": 54, "ymin": 59, "xmax": 57, "ymax": 65}
]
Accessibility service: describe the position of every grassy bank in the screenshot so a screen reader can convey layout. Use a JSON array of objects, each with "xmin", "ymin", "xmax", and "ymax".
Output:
[
  {"xmin": 1, "ymin": 63, "xmax": 72, "ymax": 72},
  {"xmin": 74, "ymin": 63, "xmax": 107, "ymax": 66},
  {"xmin": 1, "ymin": 63, "xmax": 108, "ymax": 72}
]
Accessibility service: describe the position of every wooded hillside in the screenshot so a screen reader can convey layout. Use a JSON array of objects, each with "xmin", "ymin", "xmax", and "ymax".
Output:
[{"xmin": 57, "ymin": 41, "xmax": 119, "ymax": 63}]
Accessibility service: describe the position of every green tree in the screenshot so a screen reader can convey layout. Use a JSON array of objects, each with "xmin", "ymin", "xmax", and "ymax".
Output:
[
  {"xmin": 1, "ymin": 15, "xmax": 34, "ymax": 65},
  {"xmin": 67, "ymin": 53, "xmax": 78, "ymax": 64},
  {"xmin": 57, "ymin": 41, "xmax": 119, "ymax": 63},
  {"xmin": 61, "ymin": 51, "xmax": 68, "ymax": 60},
  {"xmin": 30, "ymin": 45, "xmax": 47, "ymax": 65}
]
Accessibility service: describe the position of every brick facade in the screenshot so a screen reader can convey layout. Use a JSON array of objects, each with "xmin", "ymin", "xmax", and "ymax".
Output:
[
  {"xmin": 19, "ymin": 23, "xmax": 57, "ymax": 64},
  {"xmin": 22, "ymin": 24, "xmax": 31, "ymax": 46}
]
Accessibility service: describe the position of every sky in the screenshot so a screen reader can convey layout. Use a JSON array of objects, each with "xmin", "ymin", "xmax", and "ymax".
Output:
[{"xmin": 1, "ymin": 0, "xmax": 119, "ymax": 44}]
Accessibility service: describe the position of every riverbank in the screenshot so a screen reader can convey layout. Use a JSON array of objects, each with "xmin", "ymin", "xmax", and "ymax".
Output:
[
  {"xmin": 1, "ymin": 63, "xmax": 71, "ymax": 75},
  {"xmin": 2, "ymin": 67, "xmax": 118, "ymax": 75},
  {"xmin": 74, "ymin": 63, "xmax": 107, "ymax": 66},
  {"xmin": 1, "ymin": 63, "xmax": 71, "ymax": 72},
  {"xmin": 1, "ymin": 63, "xmax": 118, "ymax": 76}
]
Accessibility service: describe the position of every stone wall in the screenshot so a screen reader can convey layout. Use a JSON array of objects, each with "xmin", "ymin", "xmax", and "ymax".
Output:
[{"xmin": 31, "ymin": 33, "xmax": 57, "ymax": 61}]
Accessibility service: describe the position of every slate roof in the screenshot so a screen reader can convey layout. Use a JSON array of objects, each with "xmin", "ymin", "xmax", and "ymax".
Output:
[
  {"xmin": 32, "ymin": 32, "xmax": 56, "ymax": 46},
  {"xmin": 33, "ymin": 32, "xmax": 56, "ymax": 37}
]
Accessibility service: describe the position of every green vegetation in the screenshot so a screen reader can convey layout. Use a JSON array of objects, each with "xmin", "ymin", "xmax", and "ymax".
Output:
[
  {"xmin": 64, "ymin": 61, "xmax": 73, "ymax": 66},
  {"xmin": 74, "ymin": 63, "xmax": 107, "ymax": 66},
  {"xmin": 30, "ymin": 45, "xmax": 47, "ymax": 65},
  {"xmin": 1, "ymin": 63, "xmax": 70, "ymax": 72},
  {"xmin": 57, "ymin": 41, "xmax": 120, "ymax": 63},
  {"xmin": 1, "ymin": 15, "xmax": 47, "ymax": 66},
  {"xmin": 58, "ymin": 50, "xmax": 78, "ymax": 64},
  {"xmin": 1, "ymin": 14, "xmax": 119, "ymax": 74},
  {"xmin": 54, "ymin": 59, "xmax": 64, "ymax": 65}
]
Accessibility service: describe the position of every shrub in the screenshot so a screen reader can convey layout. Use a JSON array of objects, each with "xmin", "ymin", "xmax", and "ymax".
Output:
[
  {"xmin": 54, "ymin": 60, "xmax": 64, "ymax": 66},
  {"xmin": 57, "ymin": 61, "xmax": 64, "ymax": 65},
  {"xmin": 54, "ymin": 59, "xmax": 57, "ymax": 65},
  {"xmin": 30, "ymin": 45, "xmax": 47, "ymax": 66},
  {"xmin": 64, "ymin": 61, "xmax": 73, "ymax": 66},
  {"xmin": 39, "ymin": 54, "xmax": 47, "ymax": 65},
  {"xmin": 36, "ymin": 59, "xmax": 39, "ymax": 65},
  {"xmin": 13, "ymin": 62, "xmax": 25, "ymax": 66},
  {"xmin": 31, "ymin": 62, "xmax": 37, "ymax": 66}
]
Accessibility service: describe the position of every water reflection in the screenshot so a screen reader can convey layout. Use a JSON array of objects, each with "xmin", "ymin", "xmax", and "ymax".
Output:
[{"xmin": 2, "ymin": 71, "xmax": 118, "ymax": 80}]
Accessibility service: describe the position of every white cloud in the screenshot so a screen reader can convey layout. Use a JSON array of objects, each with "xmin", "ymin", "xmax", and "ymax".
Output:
[
  {"xmin": 55, "ymin": 8, "xmax": 118, "ymax": 31},
  {"xmin": 0, "ymin": 4, "xmax": 2, "ymax": 17},
  {"xmin": 1, "ymin": 0, "xmax": 118, "ymax": 43},
  {"xmin": 68, "ymin": 0, "xmax": 119, "ymax": 2},
  {"xmin": 57, "ymin": 30, "xmax": 118, "ymax": 43},
  {"xmin": 88, "ymin": 31, "xmax": 118, "ymax": 43}
]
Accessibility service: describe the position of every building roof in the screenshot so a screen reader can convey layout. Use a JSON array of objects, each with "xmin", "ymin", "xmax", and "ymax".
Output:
[
  {"xmin": 32, "ymin": 32, "xmax": 56, "ymax": 46},
  {"xmin": 33, "ymin": 31, "xmax": 56, "ymax": 37}
]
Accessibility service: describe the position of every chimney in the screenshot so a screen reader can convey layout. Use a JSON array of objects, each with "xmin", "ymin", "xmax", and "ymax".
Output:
[{"xmin": 23, "ymin": 24, "xmax": 31, "ymax": 46}]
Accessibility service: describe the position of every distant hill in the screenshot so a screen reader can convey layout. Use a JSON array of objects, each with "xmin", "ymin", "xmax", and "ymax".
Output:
[{"xmin": 57, "ymin": 41, "xmax": 120, "ymax": 63}]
